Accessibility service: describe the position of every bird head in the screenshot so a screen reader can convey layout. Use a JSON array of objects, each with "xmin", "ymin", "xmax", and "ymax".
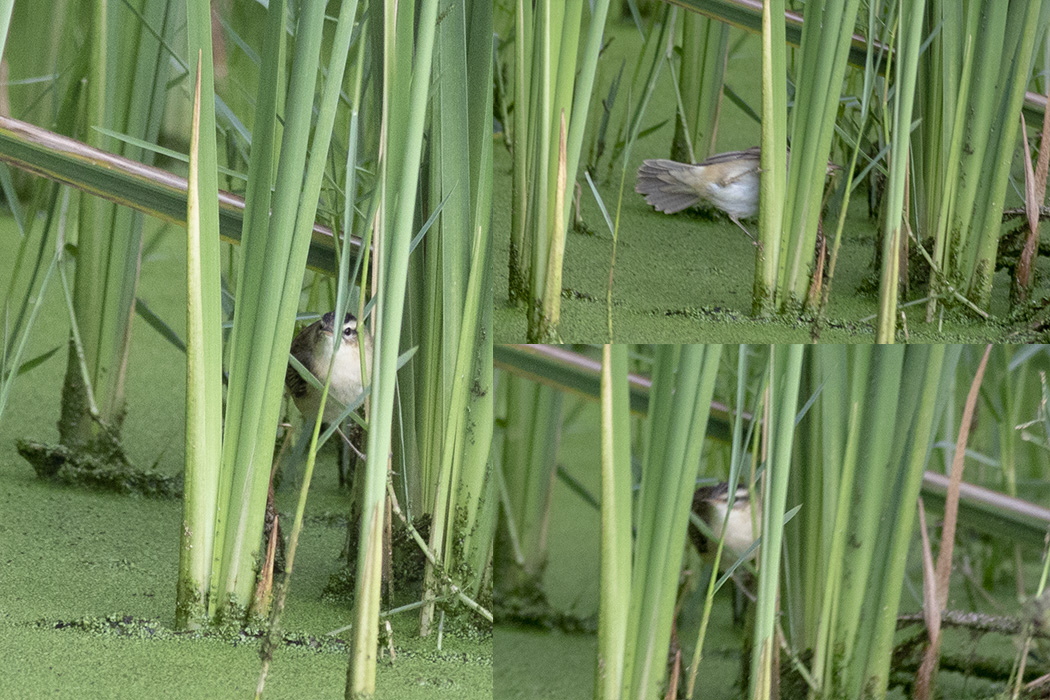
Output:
[{"xmin": 319, "ymin": 311, "xmax": 360, "ymax": 346}]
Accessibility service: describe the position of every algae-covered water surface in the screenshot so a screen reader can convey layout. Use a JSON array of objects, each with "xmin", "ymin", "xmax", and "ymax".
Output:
[
  {"xmin": 493, "ymin": 18, "xmax": 1047, "ymax": 344},
  {"xmin": 0, "ymin": 218, "xmax": 491, "ymax": 699}
]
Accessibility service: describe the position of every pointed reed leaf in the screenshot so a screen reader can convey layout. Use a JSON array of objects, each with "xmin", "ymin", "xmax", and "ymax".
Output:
[
  {"xmin": 0, "ymin": 248, "xmax": 59, "ymax": 423},
  {"xmin": 177, "ymin": 53, "xmax": 222, "ymax": 630}
]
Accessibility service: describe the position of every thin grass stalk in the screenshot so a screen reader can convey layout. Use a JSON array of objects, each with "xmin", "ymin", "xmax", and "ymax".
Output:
[
  {"xmin": 0, "ymin": 178, "xmax": 61, "ymax": 356},
  {"xmin": 338, "ymin": 15, "xmax": 370, "ymax": 435},
  {"xmin": 4, "ymin": 0, "xmax": 76, "ymax": 130},
  {"xmin": 749, "ymin": 345, "xmax": 803, "ymax": 700},
  {"xmin": 595, "ymin": 344, "xmax": 632, "ymax": 700},
  {"xmin": 91, "ymin": 0, "xmax": 175, "ymax": 416},
  {"xmin": 993, "ymin": 349, "xmax": 1032, "ymax": 598},
  {"xmin": 875, "ymin": 0, "xmax": 925, "ymax": 343},
  {"xmin": 685, "ymin": 343, "xmax": 754, "ymax": 699},
  {"xmin": 0, "ymin": 239, "xmax": 61, "ymax": 423},
  {"xmin": 754, "ymin": 0, "xmax": 788, "ymax": 316},
  {"xmin": 257, "ymin": 295, "xmax": 351, "ymax": 697},
  {"xmin": 562, "ymin": 0, "xmax": 612, "ymax": 218},
  {"xmin": 509, "ymin": 0, "xmax": 533, "ymax": 304},
  {"xmin": 494, "ymin": 402, "xmax": 526, "ymax": 570},
  {"xmin": 498, "ymin": 376, "xmax": 562, "ymax": 589},
  {"xmin": 176, "ymin": 45, "xmax": 223, "ymax": 630},
  {"xmin": 348, "ymin": 0, "xmax": 440, "ymax": 692},
  {"xmin": 0, "ymin": 172, "xmax": 66, "ymax": 415},
  {"xmin": 605, "ymin": 5, "xmax": 670, "ymax": 176},
  {"xmin": 914, "ymin": 345, "xmax": 990, "ymax": 698},
  {"xmin": 1012, "ymin": 533, "xmax": 1050, "ymax": 698},
  {"xmin": 673, "ymin": 12, "xmax": 729, "ymax": 162},
  {"xmin": 783, "ymin": 350, "xmax": 821, "ymax": 649},
  {"xmin": 600, "ymin": 9, "xmax": 672, "ymax": 340}
]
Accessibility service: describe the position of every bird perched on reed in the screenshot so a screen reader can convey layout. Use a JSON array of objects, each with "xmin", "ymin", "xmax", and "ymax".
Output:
[
  {"xmin": 285, "ymin": 311, "xmax": 372, "ymax": 486},
  {"xmin": 688, "ymin": 481, "xmax": 758, "ymax": 567},
  {"xmin": 636, "ymin": 147, "xmax": 840, "ymax": 241},
  {"xmin": 286, "ymin": 311, "xmax": 372, "ymax": 426}
]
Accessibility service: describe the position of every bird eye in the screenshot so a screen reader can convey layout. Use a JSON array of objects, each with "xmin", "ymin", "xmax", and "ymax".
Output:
[{"xmin": 343, "ymin": 326, "xmax": 355, "ymax": 338}]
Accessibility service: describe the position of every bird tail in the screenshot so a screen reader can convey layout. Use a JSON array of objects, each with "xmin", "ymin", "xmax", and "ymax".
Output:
[{"xmin": 635, "ymin": 159, "xmax": 702, "ymax": 214}]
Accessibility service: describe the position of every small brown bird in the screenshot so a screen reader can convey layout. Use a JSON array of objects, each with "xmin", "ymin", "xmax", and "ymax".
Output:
[
  {"xmin": 636, "ymin": 147, "xmax": 839, "ymax": 241},
  {"xmin": 285, "ymin": 311, "xmax": 373, "ymax": 429},
  {"xmin": 688, "ymin": 482, "xmax": 759, "ymax": 567}
]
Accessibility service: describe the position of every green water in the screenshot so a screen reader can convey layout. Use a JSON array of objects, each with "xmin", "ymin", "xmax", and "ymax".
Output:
[
  {"xmin": 0, "ymin": 216, "xmax": 491, "ymax": 698},
  {"xmin": 493, "ymin": 19, "xmax": 1040, "ymax": 344}
]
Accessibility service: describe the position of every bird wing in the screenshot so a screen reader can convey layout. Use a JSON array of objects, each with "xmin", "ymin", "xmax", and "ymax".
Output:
[
  {"xmin": 636, "ymin": 159, "xmax": 705, "ymax": 214},
  {"xmin": 286, "ymin": 322, "xmax": 319, "ymax": 399},
  {"xmin": 698, "ymin": 146, "xmax": 760, "ymax": 166},
  {"xmin": 285, "ymin": 363, "xmax": 310, "ymax": 400}
]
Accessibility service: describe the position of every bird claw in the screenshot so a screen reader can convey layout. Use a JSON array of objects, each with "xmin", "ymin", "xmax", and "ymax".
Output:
[
  {"xmin": 730, "ymin": 216, "xmax": 758, "ymax": 244},
  {"xmin": 335, "ymin": 425, "xmax": 367, "ymax": 462}
]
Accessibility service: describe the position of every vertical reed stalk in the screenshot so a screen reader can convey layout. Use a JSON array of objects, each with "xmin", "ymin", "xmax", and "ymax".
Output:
[
  {"xmin": 61, "ymin": 0, "xmax": 175, "ymax": 454},
  {"xmin": 595, "ymin": 344, "xmax": 632, "ymax": 700},
  {"xmin": 348, "ymin": 0, "xmax": 440, "ymax": 693},
  {"xmin": 176, "ymin": 39, "xmax": 222, "ymax": 630},
  {"xmin": 749, "ymin": 345, "xmax": 804, "ymax": 700},
  {"xmin": 622, "ymin": 344, "xmax": 723, "ymax": 700},
  {"xmin": 875, "ymin": 0, "xmax": 925, "ymax": 342},
  {"xmin": 754, "ymin": 0, "xmax": 788, "ymax": 316}
]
